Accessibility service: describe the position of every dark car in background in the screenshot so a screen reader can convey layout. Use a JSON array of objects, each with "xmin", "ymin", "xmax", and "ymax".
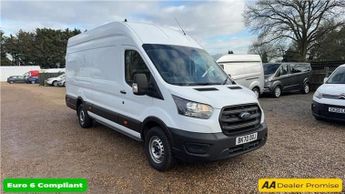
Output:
[
  {"xmin": 7, "ymin": 75, "xmax": 27, "ymax": 84},
  {"xmin": 263, "ymin": 62, "xmax": 312, "ymax": 97}
]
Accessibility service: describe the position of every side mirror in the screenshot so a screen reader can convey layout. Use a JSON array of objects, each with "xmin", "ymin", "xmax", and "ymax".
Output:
[
  {"xmin": 323, "ymin": 77, "xmax": 328, "ymax": 84},
  {"xmin": 132, "ymin": 73, "xmax": 148, "ymax": 95}
]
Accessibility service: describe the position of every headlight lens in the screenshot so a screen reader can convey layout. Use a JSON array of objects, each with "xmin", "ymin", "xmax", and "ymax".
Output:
[
  {"xmin": 172, "ymin": 95, "xmax": 213, "ymax": 119},
  {"xmin": 314, "ymin": 91, "xmax": 323, "ymax": 99}
]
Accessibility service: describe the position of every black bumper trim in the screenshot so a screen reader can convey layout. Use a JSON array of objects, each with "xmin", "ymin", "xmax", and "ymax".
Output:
[
  {"xmin": 169, "ymin": 123, "xmax": 268, "ymax": 161},
  {"xmin": 311, "ymin": 101, "xmax": 345, "ymax": 122},
  {"xmin": 65, "ymin": 95, "xmax": 77, "ymax": 110}
]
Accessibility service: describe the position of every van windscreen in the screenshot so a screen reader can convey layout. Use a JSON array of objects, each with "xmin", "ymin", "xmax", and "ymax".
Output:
[
  {"xmin": 143, "ymin": 44, "xmax": 230, "ymax": 86},
  {"xmin": 264, "ymin": 63, "xmax": 280, "ymax": 75}
]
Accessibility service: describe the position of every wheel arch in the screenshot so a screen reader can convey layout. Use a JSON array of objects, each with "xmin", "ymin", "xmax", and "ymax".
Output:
[{"xmin": 141, "ymin": 116, "xmax": 174, "ymax": 144}]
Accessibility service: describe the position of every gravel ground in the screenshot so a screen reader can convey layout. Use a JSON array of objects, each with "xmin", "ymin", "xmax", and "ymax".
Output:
[{"xmin": 1, "ymin": 83, "xmax": 344, "ymax": 193}]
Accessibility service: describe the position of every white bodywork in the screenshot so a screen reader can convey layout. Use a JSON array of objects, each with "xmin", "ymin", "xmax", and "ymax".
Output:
[
  {"xmin": 216, "ymin": 55, "xmax": 264, "ymax": 94},
  {"xmin": 66, "ymin": 21, "xmax": 263, "ymax": 139},
  {"xmin": 313, "ymin": 64, "xmax": 345, "ymax": 106}
]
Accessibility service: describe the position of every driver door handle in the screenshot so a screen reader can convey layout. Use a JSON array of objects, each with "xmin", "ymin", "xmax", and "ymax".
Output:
[{"xmin": 120, "ymin": 90, "xmax": 126, "ymax": 94}]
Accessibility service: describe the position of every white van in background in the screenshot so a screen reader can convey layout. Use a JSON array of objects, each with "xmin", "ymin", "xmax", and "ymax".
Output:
[
  {"xmin": 217, "ymin": 55, "xmax": 264, "ymax": 97},
  {"xmin": 65, "ymin": 21, "xmax": 267, "ymax": 171}
]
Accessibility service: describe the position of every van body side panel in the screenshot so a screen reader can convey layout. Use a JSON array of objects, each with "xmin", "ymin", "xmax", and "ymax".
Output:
[{"xmin": 222, "ymin": 61, "xmax": 264, "ymax": 93}]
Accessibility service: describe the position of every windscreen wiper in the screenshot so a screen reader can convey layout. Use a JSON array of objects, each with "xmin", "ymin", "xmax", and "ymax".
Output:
[{"xmin": 223, "ymin": 77, "xmax": 230, "ymax": 85}]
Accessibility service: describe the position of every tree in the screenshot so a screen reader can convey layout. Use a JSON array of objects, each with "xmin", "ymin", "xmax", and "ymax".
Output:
[
  {"xmin": 1, "ymin": 31, "xmax": 13, "ymax": 66},
  {"xmin": 245, "ymin": 0, "xmax": 345, "ymax": 61},
  {"xmin": 309, "ymin": 25, "xmax": 345, "ymax": 61},
  {"xmin": 1, "ymin": 28, "xmax": 81, "ymax": 67},
  {"xmin": 248, "ymin": 40, "xmax": 286, "ymax": 62}
]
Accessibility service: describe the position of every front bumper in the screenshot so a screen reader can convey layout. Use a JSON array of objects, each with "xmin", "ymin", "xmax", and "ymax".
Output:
[
  {"xmin": 170, "ymin": 123, "xmax": 268, "ymax": 162},
  {"xmin": 311, "ymin": 101, "xmax": 345, "ymax": 122}
]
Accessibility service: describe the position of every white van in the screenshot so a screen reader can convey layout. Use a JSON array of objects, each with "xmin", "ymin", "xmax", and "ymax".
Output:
[
  {"xmin": 65, "ymin": 21, "xmax": 267, "ymax": 171},
  {"xmin": 216, "ymin": 55, "xmax": 264, "ymax": 97},
  {"xmin": 312, "ymin": 64, "xmax": 345, "ymax": 122}
]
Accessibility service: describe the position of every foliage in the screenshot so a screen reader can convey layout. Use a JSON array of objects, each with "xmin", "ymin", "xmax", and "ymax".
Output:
[
  {"xmin": 1, "ymin": 28, "xmax": 81, "ymax": 67},
  {"xmin": 245, "ymin": 0, "xmax": 345, "ymax": 61},
  {"xmin": 309, "ymin": 25, "xmax": 345, "ymax": 61}
]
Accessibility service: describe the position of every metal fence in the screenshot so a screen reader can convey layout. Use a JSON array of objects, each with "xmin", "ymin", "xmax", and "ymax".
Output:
[{"xmin": 310, "ymin": 61, "xmax": 345, "ymax": 91}]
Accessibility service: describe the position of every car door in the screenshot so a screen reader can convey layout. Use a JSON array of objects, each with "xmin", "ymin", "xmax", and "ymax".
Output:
[
  {"xmin": 18, "ymin": 76, "xmax": 26, "ymax": 83},
  {"xmin": 275, "ymin": 64, "xmax": 293, "ymax": 91},
  {"xmin": 290, "ymin": 63, "xmax": 306, "ymax": 90},
  {"xmin": 119, "ymin": 48, "xmax": 153, "ymax": 124}
]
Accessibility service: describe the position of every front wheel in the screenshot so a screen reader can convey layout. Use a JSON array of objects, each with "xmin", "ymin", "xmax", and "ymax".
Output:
[
  {"xmin": 31, "ymin": 80, "xmax": 35, "ymax": 84},
  {"xmin": 273, "ymin": 86, "xmax": 282, "ymax": 98},
  {"xmin": 144, "ymin": 127, "xmax": 174, "ymax": 171},
  {"xmin": 302, "ymin": 83, "xmax": 310, "ymax": 94}
]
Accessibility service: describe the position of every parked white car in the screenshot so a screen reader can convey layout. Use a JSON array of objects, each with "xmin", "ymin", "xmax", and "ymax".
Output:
[
  {"xmin": 312, "ymin": 64, "xmax": 345, "ymax": 122},
  {"xmin": 46, "ymin": 74, "xmax": 65, "ymax": 86},
  {"xmin": 217, "ymin": 55, "xmax": 264, "ymax": 97},
  {"xmin": 65, "ymin": 21, "xmax": 268, "ymax": 171}
]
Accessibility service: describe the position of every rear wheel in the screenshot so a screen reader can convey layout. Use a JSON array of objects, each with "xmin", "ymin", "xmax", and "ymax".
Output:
[
  {"xmin": 273, "ymin": 86, "xmax": 282, "ymax": 98},
  {"xmin": 252, "ymin": 87, "xmax": 260, "ymax": 98},
  {"xmin": 302, "ymin": 83, "xmax": 310, "ymax": 94},
  {"xmin": 53, "ymin": 81, "xmax": 58, "ymax": 87},
  {"xmin": 77, "ymin": 104, "xmax": 93, "ymax": 128},
  {"xmin": 144, "ymin": 127, "xmax": 174, "ymax": 171}
]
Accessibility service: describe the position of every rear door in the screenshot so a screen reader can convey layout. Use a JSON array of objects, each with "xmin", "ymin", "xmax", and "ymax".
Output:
[{"xmin": 290, "ymin": 63, "xmax": 310, "ymax": 89}]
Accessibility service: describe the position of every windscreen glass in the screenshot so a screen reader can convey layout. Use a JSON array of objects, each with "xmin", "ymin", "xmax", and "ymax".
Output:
[
  {"xmin": 264, "ymin": 63, "xmax": 280, "ymax": 75},
  {"xmin": 326, "ymin": 67, "xmax": 345, "ymax": 84},
  {"xmin": 143, "ymin": 44, "xmax": 230, "ymax": 86}
]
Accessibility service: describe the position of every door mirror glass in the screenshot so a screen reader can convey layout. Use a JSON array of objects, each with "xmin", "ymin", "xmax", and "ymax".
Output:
[{"xmin": 132, "ymin": 73, "xmax": 148, "ymax": 95}]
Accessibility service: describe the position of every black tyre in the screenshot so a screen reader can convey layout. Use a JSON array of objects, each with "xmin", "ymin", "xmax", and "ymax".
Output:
[
  {"xmin": 273, "ymin": 86, "xmax": 282, "ymax": 98},
  {"xmin": 31, "ymin": 80, "xmax": 35, "ymax": 84},
  {"xmin": 252, "ymin": 87, "xmax": 260, "ymax": 98},
  {"xmin": 144, "ymin": 127, "xmax": 174, "ymax": 171},
  {"xmin": 53, "ymin": 81, "xmax": 58, "ymax": 87},
  {"xmin": 77, "ymin": 104, "xmax": 93, "ymax": 128},
  {"xmin": 302, "ymin": 82, "xmax": 310, "ymax": 94},
  {"xmin": 9, "ymin": 81, "xmax": 14, "ymax": 84}
]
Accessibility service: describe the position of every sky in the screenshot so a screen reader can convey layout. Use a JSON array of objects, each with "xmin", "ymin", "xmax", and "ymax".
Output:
[{"xmin": 1, "ymin": 0, "xmax": 257, "ymax": 55}]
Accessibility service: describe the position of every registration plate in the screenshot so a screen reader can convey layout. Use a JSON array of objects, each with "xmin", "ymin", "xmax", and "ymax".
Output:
[
  {"xmin": 328, "ymin": 107, "xmax": 345, "ymax": 114},
  {"xmin": 236, "ymin": 132, "xmax": 258, "ymax": 145}
]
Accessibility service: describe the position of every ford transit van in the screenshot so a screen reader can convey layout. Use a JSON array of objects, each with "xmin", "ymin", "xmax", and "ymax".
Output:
[
  {"xmin": 217, "ymin": 54, "xmax": 264, "ymax": 98},
  {"xmin": 65, "ymin": 21, "xmax": 268, "ymax": 171},
  {"xmin": 263, "ymin": 62, "xmax": 311, "ymax": 98}
]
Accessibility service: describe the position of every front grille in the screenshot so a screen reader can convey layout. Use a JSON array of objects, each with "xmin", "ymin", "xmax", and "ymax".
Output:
[
  {"xmin": 323, "ymin": 94, "xmax": 345, "ymax": 100},
  {"xmin": 219, "ymin": 103, "xmax": 261, "ymax": 136}
]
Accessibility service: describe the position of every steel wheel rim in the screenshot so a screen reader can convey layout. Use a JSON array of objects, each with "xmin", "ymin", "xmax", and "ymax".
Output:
[
  {"xmin": 275, "ymin": 87, "xmax": 281, "ymax": 97},
  {"xmin": 304, "ymin": 84, "xmax": 309, "ymax": 93},
  {"xmin": 253, "ymin": 89, "xmax": 259, "ymax": 98},
  {"xmin": 80, "ymin": 110, "xmax": 85, "ymax": 125},
  {"xmin": 149, "ymin": 136, "xmax": 165, "ymax": 164}
]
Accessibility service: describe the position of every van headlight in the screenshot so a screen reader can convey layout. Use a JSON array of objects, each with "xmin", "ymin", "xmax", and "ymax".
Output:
[
  {"xmin": 314, "ymin": 91, "xmax": 323, "ymax": 99},
  {"xmin": 172, "ymin": 95, "xmax": 213, "ymax": 119}
]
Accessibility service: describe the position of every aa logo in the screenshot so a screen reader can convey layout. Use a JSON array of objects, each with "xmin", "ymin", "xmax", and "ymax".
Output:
[{"xmin": 261, "ymin": 181, "xmax": 276, "ymax": 189}]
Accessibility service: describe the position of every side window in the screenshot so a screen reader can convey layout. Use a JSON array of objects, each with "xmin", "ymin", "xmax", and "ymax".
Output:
[
  {"xmin": 279, "ymin": 64, "xmax": 289, "ymax": 76},
  {"xmin": 125, "ymin": 50, "xmax": 150, "ymax": 85},
  {"xmin": 291, "ymin": 64, "xmax": 310, "ymax": 73}
]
